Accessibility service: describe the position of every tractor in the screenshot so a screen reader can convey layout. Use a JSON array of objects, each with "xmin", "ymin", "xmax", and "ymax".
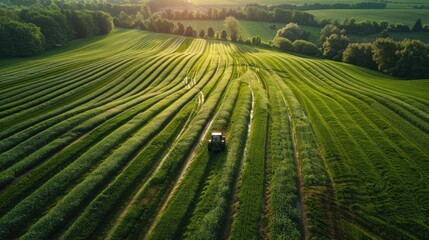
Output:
[{"xmin": 208, "ymin": 132, "xmax": 226, "ymax": 152}]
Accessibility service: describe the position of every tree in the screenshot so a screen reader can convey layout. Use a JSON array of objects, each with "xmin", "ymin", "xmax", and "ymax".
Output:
[
  {"xmin": 320, "ymin": 24, "xmax": 345, "ymax": 43},
  {"xmin": 0, "ymin": 19, "xmax": 45, "ymax": 56},
  {"xmin": 275, "ymin": 22, "xmax": 304, "ymax": 42},
  {"xmin": 372, "ymin": 37, "xmax": 399, "ymax": 74},
  {"xmin": 116, "ymin": 11, "xmax": 134, "ymax": 28},
  {"xmin": 224, "ymin": 16, "xmax": 240, "ymax": 42},
  {"xmin": 293, "ymin": 40, "xmax": 320, "ymax": 56},
  {"xmin": 411, "ymin": 18, "xmax": 423, "ymax": 32},
  {"xmin": 207, "ymin": 27, "xmax": 214, "ymax": 38},
  {"xmin": 251, "ymin": 36, "xmax": 261, "ymax": 45},
  {"xmin": 273, "ymin": 8, "xmax": 292, "ymax": 23},
  {"xmin": 94, "ymin": 11, "xmax": 113, "ymax": 34},
  {"xmin": 272, "ymin": 37, "xmax": 294, "ymax": 52},
  {"xmin": 199, "ymin": 29, "xmax": 205, "ymax": 38},
  {"xmin": 342, "ymin": 43, "xmax": 376, "ymax": 69},
  {"xmin": 70, "ymin": 11, "xmax": 99, "ymax": 38},
  {"xmin": 184, "ymin": 25, "xmax": 193, "ymax": 36},
  {"xmin": 393, "ymin": 39, "xmax": 429, "ymax": 78},
  {"xmin": 176, "ymin": 22, "xmax": 184, "ymax": 35},
  {"xmin": 19, "ymin": 9, "xmax": 71, "ymax": 49},
  {"xmin": 322, "ymin": 34, "xmax": 350, "ymax": 61},
  {"xmin": 215, "ymin": 31, "xmax": 220, "ymax": 39},
  {"xmin": 220, "ymin": 30, "xmax": 227, "ymax": 40}
]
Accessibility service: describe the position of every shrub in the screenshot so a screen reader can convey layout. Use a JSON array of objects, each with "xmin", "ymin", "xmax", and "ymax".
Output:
[
  {"xmin": 342, "ymin": 42, "xmax": 376, "ymax": 69},
  {"xmin": 293, "ymin": 40, "xmax": 320, "ymax": 56},
  {"xmin": 272, "ymin": 37, "xmax": 294, "ymax": 52}
]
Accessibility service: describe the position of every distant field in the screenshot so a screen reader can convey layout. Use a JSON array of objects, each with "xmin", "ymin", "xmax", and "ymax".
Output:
[
  {"xmin": 188, "ymin": 0, "xmax": 405, "ymax": 5},
  {"xmin": 189, "ymin": 0, "xmax": 429, "ymax": 7},
  {"xmin": 180, "ymin": 20, "xmax": 321, "ymax": 43},
  {"xmin": 306, "ymin": 9, "xmax": 429, "ymax": 25}
]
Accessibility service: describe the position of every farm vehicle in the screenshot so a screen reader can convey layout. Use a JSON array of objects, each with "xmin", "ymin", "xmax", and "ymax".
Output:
[{"xmin": 208, "ymin": 132, "xmax": 226, "ymax": 152}]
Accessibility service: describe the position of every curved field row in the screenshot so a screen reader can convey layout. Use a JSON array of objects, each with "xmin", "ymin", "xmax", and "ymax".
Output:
[{"xmin": 0, "ymin": 29, "xmax": 428, "ymax": 240}]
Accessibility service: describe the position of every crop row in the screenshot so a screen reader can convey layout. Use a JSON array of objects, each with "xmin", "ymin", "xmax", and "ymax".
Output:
[
  {"xmin": 147, "ymin": 77, "xmax": 243, "ymax": 239},
  {"xmin": 1, "ymin": 32, "xmax": 212, "ymax": 236},
  {"xmin": 275, "ymin": 54, "xmax": 428, "ymax": 238},
  {"xmin": 0, "ymin": 84, "xmax": 195, "ymax": 238},
  {"xmin": 260, "ymin": 68, "xmax": 303, "ymax": 239},
  {"xmin": 229, "ymin": 72, "xmax": 269, "ymax": 239},
  {"xmin": 0, "ymin": 50, "xmax": 200, "ymax": 195},
  {"xmin": 184, "ymin": 77, "xmax": 253, "ymax": 239},
  {"xmin": 107, "ymin": 52, "xmax": 233, "ymax": 239}
]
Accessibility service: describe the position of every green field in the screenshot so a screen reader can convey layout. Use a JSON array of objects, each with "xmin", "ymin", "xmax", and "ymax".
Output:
[
  {"xmin": 306, "ymin": 9, "xmax": 429, "ymax": 25},
  {"xmin": 0, "ymin": 29, "xmax": 428, "ymax": 239},
  {"xmin": 180, "ymin": 19, "xmax": 321, "ymax": 43},
  {"xmin": 189, "ymin": 0, "xmax": 429, "ymax": 7},
  {"xmin": 189, "ymin": 0, "xmax": 400, "ymax": 5}
]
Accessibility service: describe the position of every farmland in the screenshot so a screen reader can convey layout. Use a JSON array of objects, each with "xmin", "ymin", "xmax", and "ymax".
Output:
[
  {"xmin": 306, "ymin": 9, "xmax": 429, "ymax": 26},
  {"xmin": 179, "ymin": 20, "xmax": 321, "ymax": 43},
  {"xmin": 0, "ymin": 29, "xmax": 428, "ymax": 239}
]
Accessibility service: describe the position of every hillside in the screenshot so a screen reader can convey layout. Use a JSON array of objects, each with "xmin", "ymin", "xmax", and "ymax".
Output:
[{"xmin": 0, "ymin": 29, "xmax": 428, "ymax": 239}]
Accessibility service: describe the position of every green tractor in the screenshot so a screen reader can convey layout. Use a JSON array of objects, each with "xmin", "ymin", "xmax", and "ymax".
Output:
[{"xmin": 208, "ymin": 132, "xmax": 226, "ymax": 152}]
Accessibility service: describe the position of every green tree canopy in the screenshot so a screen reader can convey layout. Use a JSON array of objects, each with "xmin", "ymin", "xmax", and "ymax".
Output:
[
  {"xmin": 342, "ymin": 42, "xmax": 376, "ymax": 69},
  {"xmin": 95, "ymin": 11, "xmax": 114, "ymax": 35},
  {"xmin": 0, "ymin": 18, "xmax": 45, "ymax": 56},
  {"xmin": 272, "ymin": 37, "xmax": 294, "ymax": 52},
  {"xmin": 184, "ymin": 25, "xmax": 193, "ymax": 36},
  {"xmin": 220, "ymin": 30, "xmax": 227, "ymax": 40},
  {"xmin": 275, "ymin": 22, "xmax": 304, "ymax": 42},
  {"xmin": 393, "ymin": 39, "xmax": 429, "ymax": 78},
  {"xmin": 322, "ymin": 33, "xmax": 350, "ymax": 61},
  {"xmin": 320, "ymin": 24, "xmax": 345, "ymax": 43},
  {"xmin": 207, "ymin": 27, "xmax": 214, "ymax": 38},
  {"xmin": 372, "ymin": 37, "xmax": 399, "ymax": 74},
  {"xmin": 411, "ymin": 18, "xmax": 423, "ymax": 32},
  {"xmin": 293, "ymin": 40, "xmax": 320, "ymax": 56},
  {"xmin": 224, "ymin": 16, "xmax": 240, "ymax": 42}
]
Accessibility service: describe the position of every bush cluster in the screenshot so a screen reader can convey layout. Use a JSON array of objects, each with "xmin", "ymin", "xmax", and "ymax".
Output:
[{"xmin": 0, "ymin": 6, "xmax": 113, "ymax": 57}]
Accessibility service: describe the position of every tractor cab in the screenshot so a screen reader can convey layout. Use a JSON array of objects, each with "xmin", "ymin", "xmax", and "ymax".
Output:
[{"xmin": 208, "ymin": 132, "xmax": 226, "ymax": 152}]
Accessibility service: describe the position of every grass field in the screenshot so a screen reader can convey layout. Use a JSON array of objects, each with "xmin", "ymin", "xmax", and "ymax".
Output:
[
  {"xmin": 188, "ymin": 0, "xmax": 401, "ymax": 5},
  {"xmin": 306, "ymin": 9, "xmax": 429, "ymax": 26},
  {"xmin": 189, "ymin": 0, "xmax": 429, "ymax": 7},
  {"xmin": 180, "ymin": 20, "xmax": 321, "ymax": 43},
  {"xmin": 0, "ymin": 29, "xmax": 428, "ymax": 239}
]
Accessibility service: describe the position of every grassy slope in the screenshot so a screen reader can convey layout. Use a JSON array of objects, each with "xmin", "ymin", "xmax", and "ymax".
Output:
[
  {"xmin": 337, "ymin": 63, "xmax": 429, "ymax": 100},
  {"xmin": 0, "ymin": 29, "xmax": 428, "ymax": 239}
]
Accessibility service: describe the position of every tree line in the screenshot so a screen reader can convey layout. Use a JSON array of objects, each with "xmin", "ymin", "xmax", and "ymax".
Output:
[
  {"xmin": 270, "ymin": 22, "xmax": 429, "ymax": 79},
  {"xmin": 321, "ymin": 24, "xmax": 429, "ymax": 79},
  {"xmin": 0, "ymin": 5, "xmax": 113, "ymax": 57},
  {"xmin": 133, "ymin": 15, "xmax": 262, "ymax": 45},
  {"xmin": 343, "ymin": 38, "xmax": 429, "ymax": 79}
]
